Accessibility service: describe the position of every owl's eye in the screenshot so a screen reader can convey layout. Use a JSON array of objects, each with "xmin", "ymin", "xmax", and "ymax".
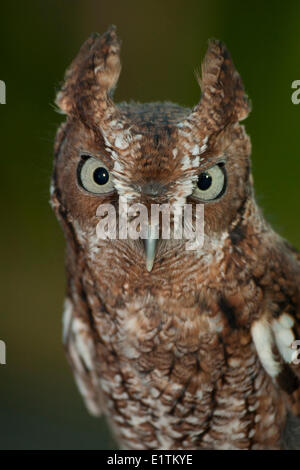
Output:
[
  {"xmin": 192, "ymin": 164, "xmax": 226, "ymax": 201},
  {"xmin": 78, "ymin": 156, "xmax": 114, "ymax": 194}
]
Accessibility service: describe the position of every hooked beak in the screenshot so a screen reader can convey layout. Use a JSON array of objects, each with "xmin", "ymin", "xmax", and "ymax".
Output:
[{"xmin": 144, "ymin": 226, "xmax": 158, "ymax": 272}]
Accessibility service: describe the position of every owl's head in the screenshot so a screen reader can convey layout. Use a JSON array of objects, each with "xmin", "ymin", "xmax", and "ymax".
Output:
[{"xmin": 52, "ymin": 26, "xmax": 253, "ymax": 272}]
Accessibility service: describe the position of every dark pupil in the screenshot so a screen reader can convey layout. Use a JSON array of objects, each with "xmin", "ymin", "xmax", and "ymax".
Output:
[
  {"xmin": 197, "ymin": 172, "xmax": 212, "ymax": 191},
  {"xmin": 93, "ymin": 167, "xmax": 109, "ymax": 185}
]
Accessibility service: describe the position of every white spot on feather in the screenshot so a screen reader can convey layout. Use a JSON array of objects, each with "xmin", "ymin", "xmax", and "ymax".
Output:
[
  {"xmin": 115, "ymin": 135, "xmax": 129, "ymax": 150},
  {"xmin": 172, "ymin": 148, "xmax": 178, "ymax": 158},
  {"xmin": 251, "ymin": 319, "xmax": 281, "ymax": 377},
  {"xmin": 62, "ymin": 298, "xmax": 72, "ymax": 343},
  {"xmin": 191, "ymin": 144, "xmax": 200, "ymax": 155}
]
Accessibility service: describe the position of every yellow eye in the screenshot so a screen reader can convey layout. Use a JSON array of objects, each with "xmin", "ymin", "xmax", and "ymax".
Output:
[
  {"xmin": 192, "ymin": 164, "xmax": 226, "ymax": 201},
  {"xmin": 78, "ymin": 156, "xmax": 114, "ymax": 194}
]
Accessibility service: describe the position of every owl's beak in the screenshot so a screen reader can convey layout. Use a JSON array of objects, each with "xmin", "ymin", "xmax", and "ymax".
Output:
[{"xmin": 144, "ymin": 226, "xmax": 158, "ymax": 272}]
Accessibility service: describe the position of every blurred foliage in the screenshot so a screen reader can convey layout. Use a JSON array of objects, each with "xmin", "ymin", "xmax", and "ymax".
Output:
[{"xmin": 0, "ymin": 0, "xmax": 299, "ymax": 449}]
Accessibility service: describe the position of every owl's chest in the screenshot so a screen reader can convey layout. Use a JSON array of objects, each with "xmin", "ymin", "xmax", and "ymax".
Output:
[
  {"xmin": 89, "ymin": 293, "xmax": 284, "ymax": 450},
  {"xmin": 82, "ymin": 246, "xmax": 285, "ymax": 449}
]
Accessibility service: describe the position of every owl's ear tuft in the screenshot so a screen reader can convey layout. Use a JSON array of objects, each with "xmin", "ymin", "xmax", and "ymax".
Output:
[
  {"xmin": 55, "ymin": 25, "xmax": 121, "ymax": 118},
  {"xmin": 195, "ymin": 39, "xmax": 251, "ymax": 125}
]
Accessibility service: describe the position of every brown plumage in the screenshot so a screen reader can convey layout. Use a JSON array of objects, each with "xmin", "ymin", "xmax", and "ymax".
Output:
[{"xmin": 51, "ymin": 25, "xmax": 300, "ymax": 449}]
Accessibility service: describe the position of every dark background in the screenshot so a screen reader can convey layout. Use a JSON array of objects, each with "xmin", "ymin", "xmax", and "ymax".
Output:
[{"xmin": 1, "ymin": 0, "xmax": 300, "ymax": 449}]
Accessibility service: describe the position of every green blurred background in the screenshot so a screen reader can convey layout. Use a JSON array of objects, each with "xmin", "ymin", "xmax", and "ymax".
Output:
[{"xmin": 1, "ymin": 0, "xmax": 300, "ymax": 449}]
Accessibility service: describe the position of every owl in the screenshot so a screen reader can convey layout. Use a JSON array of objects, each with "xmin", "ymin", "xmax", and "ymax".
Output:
[{"xmin": 51, "ymin": 25, "xmax": 300, "ymax": 450}]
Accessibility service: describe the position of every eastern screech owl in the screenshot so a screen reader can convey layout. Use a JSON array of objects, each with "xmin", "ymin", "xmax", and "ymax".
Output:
[{"xmin": 51, "ymin": 26, "xmax": 300, "ymax": 450}]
